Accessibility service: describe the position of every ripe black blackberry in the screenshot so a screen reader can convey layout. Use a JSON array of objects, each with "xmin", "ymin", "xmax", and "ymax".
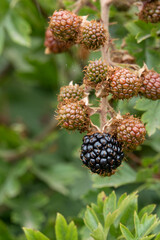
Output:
[{"xmin": 80, "ymin": 132, "xmax": 124, "ymax": 176}]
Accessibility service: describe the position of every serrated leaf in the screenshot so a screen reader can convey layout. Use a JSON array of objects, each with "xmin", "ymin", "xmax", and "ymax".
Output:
[
  {"xmin": 134, "ymin": 211, "xmax": 140, "ymax": 237},
  {"xmin": 5, "ymin": 11, "xmax": 31, "ymax": 47},
  {"xmin": 103, "ymin": 191, "xmax": 117, "ymax": 217},
  {"xmin": 91, "ymin": 223, "xmax": 105, "ymax": 240},
  {"xmin": 65, "ymin": 221, "xmax": 78, "ymax": 240},
  {"xmin": 120, "ymin": 224, "xmax": 134, "ymax": 240},
  {"xmin": 55, "ymin": 213, "xmax": 68, "ymax": 240},
  {"xmin": 135, "ymin": 99, "xmax": 160, "ymax": 136},
  {"xmin": 139, "ymin": 205, "xmax": 156, "ymax": 219},
  {"xmin": 0, "ymin": 26, "xmax": 5, "ymax": 54},
  {"xmin": 84, "ymin": 207, "xmax": 99, "ymax": 231},
  {"xmin": 23, "ymin": 228, "xmax": 50, "ymax": 240}
]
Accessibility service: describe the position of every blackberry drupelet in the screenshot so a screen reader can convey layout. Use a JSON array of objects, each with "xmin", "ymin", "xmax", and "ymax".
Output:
[{"xmin": 80, "ymin": 132, "xmax": 124, "ymax": 176}]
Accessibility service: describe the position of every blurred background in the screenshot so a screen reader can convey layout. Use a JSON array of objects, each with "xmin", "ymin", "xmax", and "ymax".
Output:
[{"xmin": 0, "ymin": 0, "xmax": 160, "ymax": 239}]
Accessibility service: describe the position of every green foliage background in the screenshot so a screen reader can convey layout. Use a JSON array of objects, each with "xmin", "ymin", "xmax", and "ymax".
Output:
[{"xmin": 0, "ymin": 0, "xmax": 160, "ymax": 239}]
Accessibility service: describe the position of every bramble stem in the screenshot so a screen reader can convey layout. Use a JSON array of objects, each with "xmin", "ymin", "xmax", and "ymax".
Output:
[{"xmin": 99, "ymin": 0, "xmax": 115, "ymax": 131}]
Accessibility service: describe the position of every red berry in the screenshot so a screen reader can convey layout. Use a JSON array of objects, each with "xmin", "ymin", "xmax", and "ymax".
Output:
[
  {"xmin": 79, "ymin": 20, "xmax": 107, "ymax": 50},
  {"xmin": 139, "ymin": 1, "xmax": 160, "ymax": 23},
  {"xmin": 58, "ymin": 84, "xmax": 85, "ymax": 102},
  {"xmin": 109, "ymin": 68, "xmax": 141, "ymax": 99},
  {"xmin": 57, "ymin": 101, "xmax": 90, "ymax": 132},
  {"xmin": 44, "ymin": 28, "xmax": 72, "ymax": 54},
  {"xmin": 49, "ymin": 10, "xmax": 82, "ymax": 42},
  {"xmin": 84, "ymin": 59, "xmax": 108, "ymax": 87},
  {"xmin": 116, "ymin": 116, "xmax": 146, "ymax": 151},
  {"xmin": 140, "ymin": 70, "xmax": 160, "ymax": 100}
]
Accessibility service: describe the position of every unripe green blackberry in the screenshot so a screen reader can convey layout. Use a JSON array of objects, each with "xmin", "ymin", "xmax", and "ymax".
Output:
[
  {"xmin": 109, "ymin": 68, "xmax": 141, "ymax": 99},
  {"xmin": 140, "ymin": 70, "xmax": 160, "ymax": 100},
  {"xmin": 139, "ymin": 1, "xmax": 160, "ymax": 23},
  {"xmin": 44, "ymin": 28, "xmax": 72, "ymax": 54},
  {"xmin": 49, "ymin": 10, "xmax": 82, "ymax": 42},
  {"xmin": 57, "ymin": 101, "xmax": 90, "ymax": 132},
  {"xmin": 58, "ymin": 84, "xmax": 85, "ymax": 102},
  {"xmin": 80, "ymin": 132, "xmax": 124, "ymax": 176},
  {"xmin": 84, "ymin": 59, "xmax": 108, "ymax": 87},
  {"xmin": 80, "ymin": 20, "xmax": 107, "ymax": 50},
  {"xmin": 116, "ymin": 116, "xmax": 146, "ymax": 151}
]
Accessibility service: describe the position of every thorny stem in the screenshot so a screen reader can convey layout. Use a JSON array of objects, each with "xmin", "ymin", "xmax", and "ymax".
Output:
[
  {"xmin": 72, "ymin": 0, "xmax": 88, "ymax": 14},
  {"xmin": 99, "ymin": 0, "xmax": 116, "ymax": 131}
]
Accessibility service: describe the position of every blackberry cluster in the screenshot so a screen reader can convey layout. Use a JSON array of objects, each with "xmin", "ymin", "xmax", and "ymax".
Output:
[
  {"xmin": 140, "ymin": 70, "xmax": 160, "ymax": 100},
  {"xmin": 58, "ymin": 84, "xmax": 85, "ymax": 102},
  {"xmin": 44, "ymin": 28, "xmax": 71, "ymax": 54},
  {"xmin": 109, "ymin": 68, "xmax": 141, "ymax": 99},
  {"xmin": 84, "ymin": 59, "xmax": 107, "ymax": 86},
  {"xmin": 139, "ymin": 1, "xmax": 160, "ymax": 23},
  {"xmin": 80, "ymin": 132, "xmax": 124, "ymax": 176},
  {"xmin": 49, "ymin": 10, "xmax": 82, "ymax": 42},
  {"xmin": 80, "ymin": 21, "xmax": 107, "ymax": 50}
]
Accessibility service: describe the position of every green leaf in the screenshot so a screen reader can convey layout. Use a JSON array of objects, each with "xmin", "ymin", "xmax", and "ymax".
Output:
[
  {"xmin": 134, "ymin": 211, "xmax": 140, "ymax": 237},
  {"xmin": 135, "ymin": 99, "xmax": 160, "ymax": 136},
  {"xmin": 55, "ymin": 213, "xmax": 78, "ymax": 240},
  {"xmin": 23, "ymin": 228, "xmax": 50, "ymax": 240},
  {"xmin": 139, "ymin": 205, "xmax": 156, "ymax": 219},
  {"xmin": 92, "ymin": 162, "xmax": 136, "ymax": 188},
  {"xmin": 84, "ymin": 207, "xmax": 99, "ymax": 231},
  {"xmin": 55, "ymin": 213, "xmax": 68, "ymax": 240},
  {"xmin": 0, "ymin": 220, "xmax": 14, "ymax": 240},
  {"xmin": 120, "ymin": 224, "xmax": 134, "ymax": 240},
  {"xmin": 0, "ymin": 26, "xmax": 5, "ymax": 54},
  {"xmin": 66, "ymin": 221, "xmax": 78, "ymax": 240},
  {"xmin": 91, "ymin": 223, "xmax": 105, "ymax": 240},
  {"xmin": 5, "ymin": 11, "xmax": 31, "ymax": 47},
  {"xmin": 155, "ymin": 233, "xmax": 160, "ymax": 240},
  {"xmin": 103, "ymin": 191, "xmax": 117, "ymax": 216}
]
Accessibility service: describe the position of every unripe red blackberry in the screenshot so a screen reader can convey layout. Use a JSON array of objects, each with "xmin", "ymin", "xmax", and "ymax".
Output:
[
  {"xmin": 109, "ymin": 68, "xmax": 141, "ymax": 99},
  {"xmin": 116, "ymin": 116, "xmax": 146, "ymax": 151},
  {"xmin": 140, "ymin": 70, "xmax": 160, "ymax": 100},
  {"xmin": 49, "ymin": 10, "xmax": 82, "ymax": 42},
  {"xmin": 80, "ymin": 132, "xmax": 124, "ymax": 176},
  {"xmin": 57, "ymin": 101, "xmax": 90, "ymax": 132},
  {"xmin": 58, "ymin": 84, "xmax": 85, "ymax": 102},
  {"xmin": 44, "ymin": 28, "xmax": 72, "ymax": 54},
  {"xmin": 139, "ymin": 1, "xmax": 160, "ymax": 23},
  {"xmin": 80, "ymin": 20, "xmax": 107, "ymax": 50},
  {"xmin": 84, "ymin": 59, "xmax": 108, "ymax": 87}
]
